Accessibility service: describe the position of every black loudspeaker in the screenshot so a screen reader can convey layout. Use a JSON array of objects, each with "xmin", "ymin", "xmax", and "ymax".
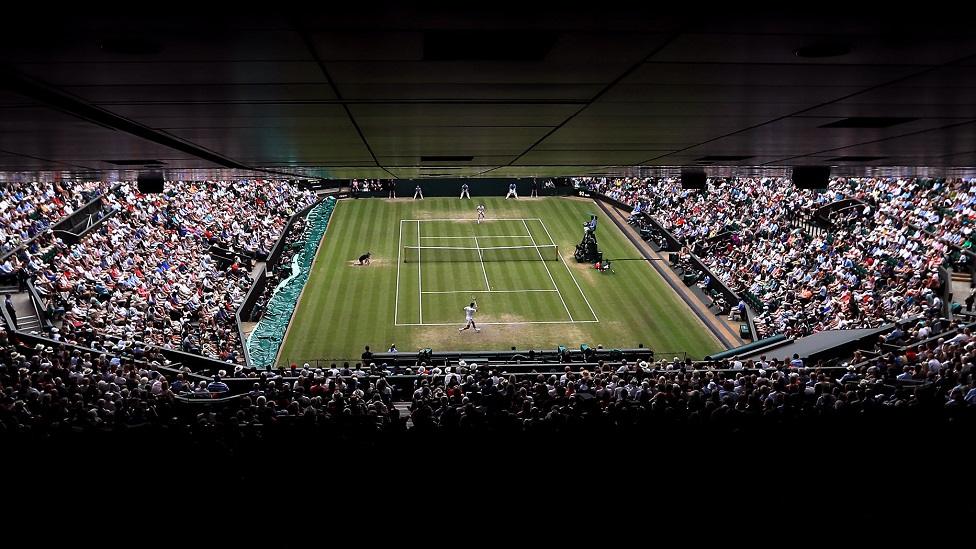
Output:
[
  {"xmin": 792, "ymin": 166, "xmax": 831, "ymax": 189},
  {"xmin": 137, "ymin": 171, "xmax": 164, "ymax": 193},
  {"xmin": 681, "ymin": 168, "xmax": 707, "ymax": 190}
]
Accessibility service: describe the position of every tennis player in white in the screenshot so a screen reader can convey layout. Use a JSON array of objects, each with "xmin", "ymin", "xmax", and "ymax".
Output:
[
  {"xmin": 476, "ymin": 203, "xmax": 486, "ymax": 224},
  {"xmin": 458, "ymin": 301, "xmax": 480, "ymax": 332}
]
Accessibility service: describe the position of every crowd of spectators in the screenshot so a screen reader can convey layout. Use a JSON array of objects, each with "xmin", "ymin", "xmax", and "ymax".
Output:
[
  {"xmin": 0, "ymin": 328, "xmax": 180, "ymax": 433},
  {"xmin": 1, "ymin": 181, "xmax": 114, "ymax": 290},
  {"xmin": 839, "ymin": 177, "xmax": 976, "ymax": 265},
  {"xmin": 0, "ymin": 180, "xmax": 111, "ymax": 256},
  {"xmin": 406, "ymin": 355, "xmax": 975, "ymax": 433},
  {"xmin": 350, "ymin": 179, "xmax": 388, "ymax": 194},
  {"xmin": 25, "ymin": 180, "xmax": 315, "ymax": 364},
  {"xmin": 574, "ymin": 176, "xmax": 960, "ymax": 339},
  {"xmin": 4, "ymin": 318, "xmax": 975, "ymax": 438},
  {"xmin": 4, "ymin": 327, "xmax": 970, "ymax": 516},
  {"xmin": 5, "ymin": 175, "xmax": 976, "ymax": 433},
  {"xmin": 2, "ymin": 176, "xmax": 972, "ymax": 513}
]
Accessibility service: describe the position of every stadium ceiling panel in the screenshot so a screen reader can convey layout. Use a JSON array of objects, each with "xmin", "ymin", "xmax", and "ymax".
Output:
[
  {"xmin": 386, "ymin": 166, "xmax": 491, "ymax": 178},
  {"xmin": 348, "ymin": 103, "xmax": 579, "ymax": 128},
  {"xmin": 268, "ymin": 167, "xmax": 394, "ymax": 180},
  {"xmin": 486, "ymin": 166, "xmax": 611, "ymax": 177},
  {"xmin": 800, "ymin": 123, "xmax": 976, "ymax": 159},
  {"xmin": 652, "ymin": 32, "xmax": 976, "ymax": 66},
  {"xmin": 514, "ymin": 150, "xmax": 677, "ymax": 166},
  {"xmin": 0, "ymin": 100, "xmax": 227, "ymax": 173},
  {"xmin": 2, "ymin": 12, "xmax": 976, "ymax": 179},
  {"xmin": 661, "ymin": 117, "xmax": 965, "ymax": 165},
  {"xmin": 379, "ymin": 156, "xmax": 516, "ymax": 168}
]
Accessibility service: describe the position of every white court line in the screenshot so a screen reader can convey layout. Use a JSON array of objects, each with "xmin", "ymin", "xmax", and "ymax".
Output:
[
  {"xmin": 402, "ymin": 218, "xmax": 543, "ymax": 222},
  {"xmin": 522, "ymin": 218, "xmax": 573, "ymax": 321},
  {"xmin": 421, "ymin": 289, "xmax": 559, "ymax": 294},
  {"xmin": 536, "ymin": 217, "xmax": 600, "ymax": 321},
  {"xmin": 417, "ymin": 220, "xmax": 423, "ymax": 324},
  {"xmin": 405, "ymin": 244, "xmax": 555, "ymax": 251},
  {"xmin": 475, "ymin": 236, "xmax": 491, "ymax": 291},
  {"xmin": 396, "ymin": 320, "xmax": 600, "ymax": 326},
  {"xmin": 394, "ymin": 219, "xmax": 403, "ymax": 325},
  {"xmin": 397, "ymin": 217, "xmax": 588, "ymax": 327},
  {"xmin": 420, "ymin": 235, "xmax": 533, "ymax": 239}
]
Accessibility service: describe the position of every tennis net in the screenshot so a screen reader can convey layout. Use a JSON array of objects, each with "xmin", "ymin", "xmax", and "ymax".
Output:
[{"xmin": 403, "ymin": 244, "xmax": 558, "ymax": 262}]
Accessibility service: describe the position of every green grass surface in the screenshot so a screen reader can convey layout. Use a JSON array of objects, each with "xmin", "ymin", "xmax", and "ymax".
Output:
[{"xmin": 278, "ymin": 197, "xmax": 722, "ymax": 364}]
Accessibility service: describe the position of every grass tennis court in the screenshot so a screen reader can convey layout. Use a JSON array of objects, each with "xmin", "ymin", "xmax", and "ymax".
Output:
[
  {"xmin": 278, "ymin": 197, "xmax": 722, "ymax": 363},
  {"xmin": 396, "ymin": 217, "xmax": 597, "ymax": 326}
]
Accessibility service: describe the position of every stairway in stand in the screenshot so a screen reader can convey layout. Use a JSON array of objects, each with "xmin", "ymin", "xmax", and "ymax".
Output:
[
  {"xmin": 1, "ymin": 285, "xmax": 43, "ymax": 333},
  {"xmin": 949, "ymin": 268, "xmax": 972, "ymax": 308},
  {"xmin": 791, "ymin": 215, "xmax": 827, "ymax": 239},
  {"xmin": 16, "ymin": 313, "xmax": 41, "ymax": 332},
  {"xmin": 395, "ymin": 402, "xmax": 413, "ymax": 428}
]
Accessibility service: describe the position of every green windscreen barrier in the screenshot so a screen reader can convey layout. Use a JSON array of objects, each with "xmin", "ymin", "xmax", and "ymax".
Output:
[{"xmin": 247, "ymin": 197, "xmax": 336, "ymax": 367}]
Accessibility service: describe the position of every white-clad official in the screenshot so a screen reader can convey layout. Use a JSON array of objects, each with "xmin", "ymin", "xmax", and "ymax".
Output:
[{"xmin": 506, "ymin": 182, "xmax": 518, "ymax": 199}]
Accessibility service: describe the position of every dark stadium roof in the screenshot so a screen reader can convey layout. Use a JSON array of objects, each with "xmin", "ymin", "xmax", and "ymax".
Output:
[{"xmin": 3, "ymin": 10, "xmax": 976, "ymax": 181}]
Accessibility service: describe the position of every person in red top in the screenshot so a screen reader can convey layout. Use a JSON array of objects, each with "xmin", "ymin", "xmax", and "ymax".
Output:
[{"xmin": 905, "ymin": 346, "xmax": 918, "ymax": 363}]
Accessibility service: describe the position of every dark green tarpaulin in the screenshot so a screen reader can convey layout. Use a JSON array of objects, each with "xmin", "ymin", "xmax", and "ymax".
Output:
[{"xmin": 247, "ymin": 197, "xmax": 336, "ymax": 367}]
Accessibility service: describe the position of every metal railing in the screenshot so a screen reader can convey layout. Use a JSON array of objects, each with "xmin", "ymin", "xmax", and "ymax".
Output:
[
  {"xmin": 25, "ymin": 278, "xmax": 51, "ymax": 332},
  {"xmin": 276, "ymin": 349, "xmax": 685, "ymax": 371},
  {"xmin": 0, "ymin": 186, "xmax": 118, "ymax": 263},
  {"xmin": 2, "ymin": 320, "xmax": 211, "ymax": 384}
]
